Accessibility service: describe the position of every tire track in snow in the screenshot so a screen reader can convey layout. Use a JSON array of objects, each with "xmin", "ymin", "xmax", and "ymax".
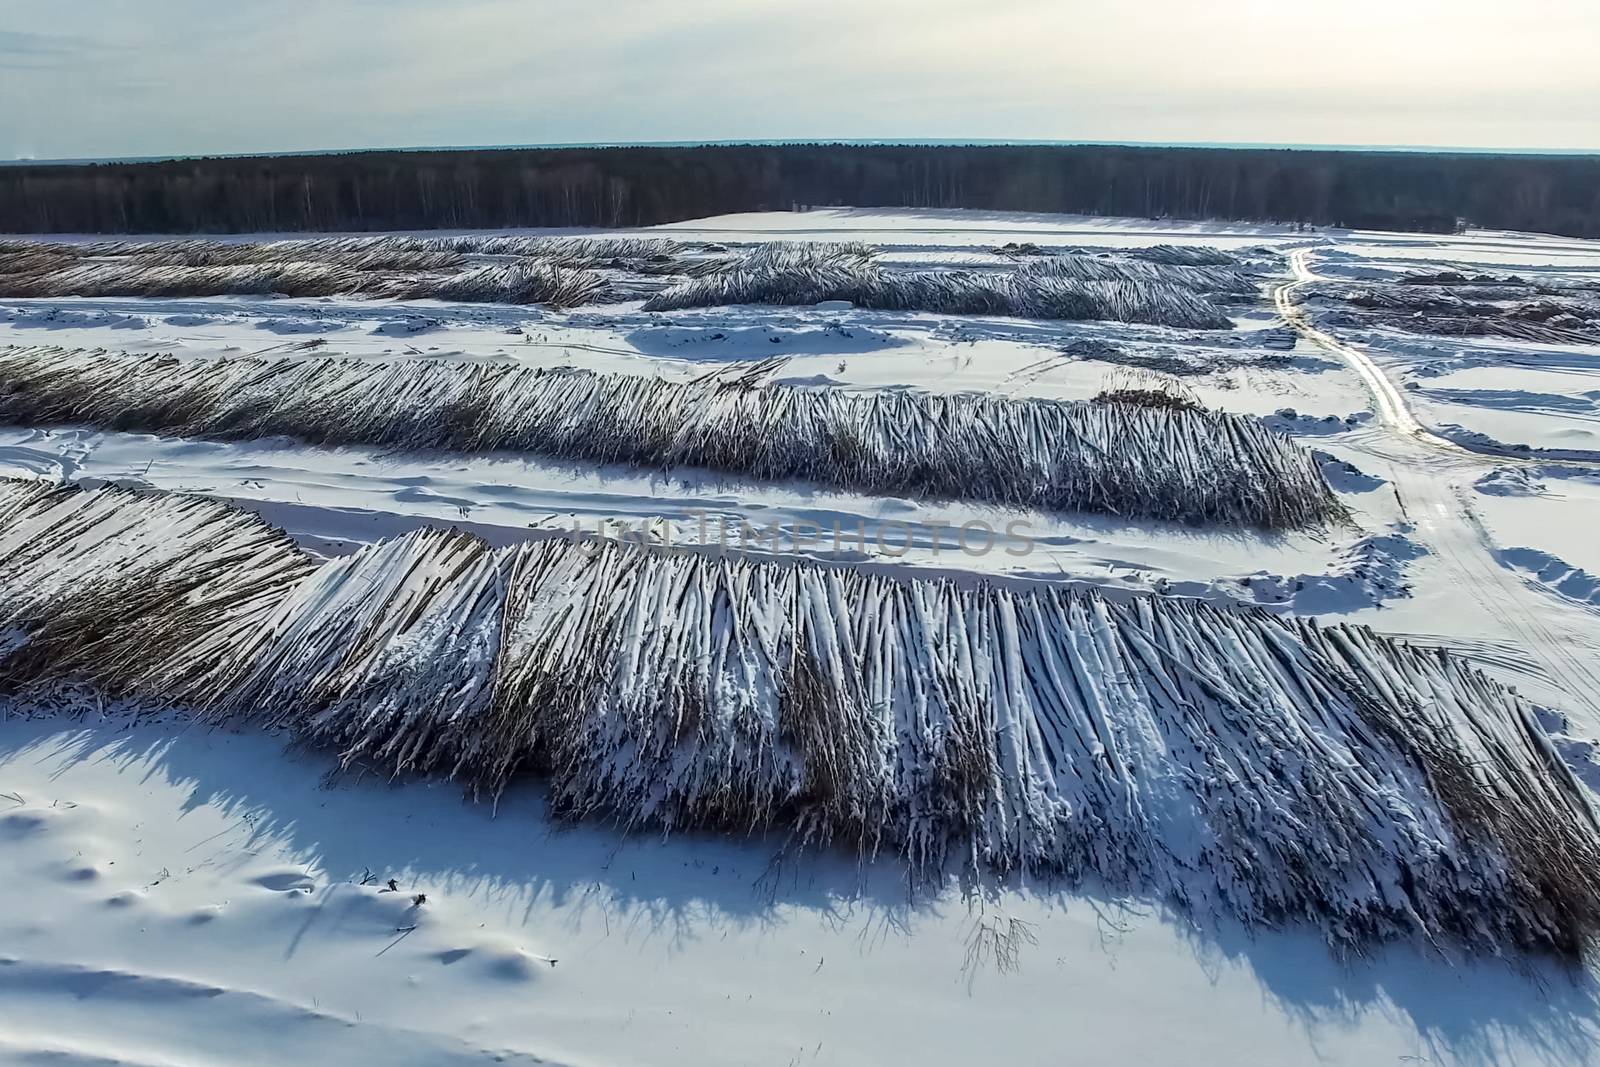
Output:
[
  {"xmin": 1275, "ymin": 250, "xmax": 1452, "ymax": 447},
  {"xmin": 1276, "ymin": 248, "xmax": 1600, "ymax": 724},
  {"xmin": 1277, "ymin": 248, "xmax": 1599, "ymax": 468}
]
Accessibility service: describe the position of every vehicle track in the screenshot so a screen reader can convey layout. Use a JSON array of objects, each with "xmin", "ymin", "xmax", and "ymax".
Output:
[
  {"xmin": 1274, "ymin": 251, "xmax": 1448, "ymax": 445},
  {"xmin": 1275, "ymin": 248, "xmax": 1600, "ymax": 724}
]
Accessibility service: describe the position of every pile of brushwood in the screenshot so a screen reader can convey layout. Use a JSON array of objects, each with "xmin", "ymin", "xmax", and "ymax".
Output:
[
  {"xmin": 1, "ymin": 477, "xmax": 1597, "ymax": 961},
  {"xmin": 0, "ymin": 233, "xmax": 686, "ymax": 269},
  {"xmin": 644, "ymin": 249, "xmax": 1235, "ymax": 327},
  {"xmin": 1062, "ymin": 337, "xmax": 1300, "ymax": 378},
  {"xmin": 1125, "ymin": 243, "xmax": 1241, "ymax": 267},
  {"xmin": 0, "ymin": 235, "xmax": 1258, "ymax": 327},
  {"xmin": 684, "ymin": 240, "xmax": 877, "ymax": 276},
  {"xmin": 1000, "ymin": 242, "xmax": 1248, "ymax": 270},
  {"xmin": 1316, "ymin": 279, "xmax": 1600, "ymax": 345},
  {"xmin": 1092, "ymin": 388, "xmax": 1202, "ymax": 412},
  {"xmin": 1016, "ymin": 253, "xmax": 1261, "ymax": 299},
  {"xmin": 0, "ymin": 345, "xmax": 1344, "ymax": 529},
  {"xmin": 0, "ymin": 235, "xmax": 693, "ymax": 307}
]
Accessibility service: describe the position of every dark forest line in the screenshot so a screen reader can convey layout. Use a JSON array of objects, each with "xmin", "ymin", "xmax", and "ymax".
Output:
[{"xmin": 2, "ymin": 143, "xmax": 1598, "ymax": 238}]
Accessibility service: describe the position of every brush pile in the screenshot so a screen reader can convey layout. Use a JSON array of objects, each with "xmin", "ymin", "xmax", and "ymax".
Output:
[
  {"xmin": 425, "ymin": 234, "xmax": 683, "ymax": 265},
  {"xmin": 0, "ymin": 259, "xmax": 373, "ymax": 300},
  {"xmin": 0, "ymin": 235, "xmax": 651, "ymax": 307},
  {"xmin": 1321, "ymin": 282, "xmax": 1600, "ymax": 345},
  {"xmin": 0, "ymin": 235, "xmax": 1262, "ymax": 323},
  {"xmin": 1127, "ymin": 244, "xmax": 1241, "ymax": 267},
  {"xmin": 0, "ymin": 478, "xmax": 313, "ymax": 689},
  {"xmin": 0, "ymin": 259, "xmax": 603, "ymax": 307},
  {"xmin": 0, "ymin": 345, "xmax": 1344, "ymax": 529},
  {"xmin": 378, "ymin": 263, "xmax": 605, "ymax": 306},
  {"xmin": 54, "ymin": 237, "xmax": 469, "ymax": 272},
  {"xmin": 0, "ymin": 247, "xmax": 78, "ymax": 276},
  {"xmin": 686, "ymin": 240, "xmax": 879, "ymax": 276},
  {"xmin": 645, "ymin": 261, "xmax": 1234, "ymax": 328},
  {"xmin": 0, "ymin": 233, "xmax": 685, "ymax": 270},
  {"xmin": 1061, "ymin": 337, "xmax": 1300, "ymax": 378},
  {"xmin": 1092, "ymin": 388, "xmax": 1202, "ymax": 412},
  {"xmin": 1, "ymin": 476, "xmax": 1597, "ymax": 961},
  {"xmin": 1016, "ymin": 253, "xmax": 1261, "ymax": 298}
]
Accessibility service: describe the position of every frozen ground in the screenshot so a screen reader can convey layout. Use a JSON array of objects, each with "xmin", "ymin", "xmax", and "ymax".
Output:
[{"xmin": 3, "ymin": 207, "xmax": 1600, "ymax": 1065}]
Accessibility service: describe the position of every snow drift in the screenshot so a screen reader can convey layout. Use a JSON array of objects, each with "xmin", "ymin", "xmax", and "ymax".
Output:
[
  {"xmin": 0, "ymin": 345, "xmax": 1343, "ymax": 529},
  {"xmin": 0, "ymin": 476, "xmax": 1596, "ymax": 961}
]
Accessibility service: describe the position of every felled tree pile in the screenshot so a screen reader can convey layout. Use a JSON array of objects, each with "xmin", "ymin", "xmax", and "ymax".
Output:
[
  {"xmin": 1315, "ymin": 280, "xmax": 1600, "ymax": 345},
  {"xmin": 0, "ymin": 235, "xmax": 681, "ymax": 307},
  {"xmin": 0, "ymin": 345, "xmax": 1345, "ymax": 529},
  {"xmin": 645, "ymin": 261, "xmax": 1234, "ymax": 328},
  {"xmin": 0, "ymin": 477, "xmax": 1596, "ymax": 961},
  {"xmin": 1017, "ymin": 253, "xmax": 1260, "ymax": 299}
]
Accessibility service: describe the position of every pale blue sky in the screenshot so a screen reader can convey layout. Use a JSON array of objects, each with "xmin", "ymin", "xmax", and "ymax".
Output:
[{"xmin": 3, "ymin": 0, "xmax": 1597, "ymax": 160}]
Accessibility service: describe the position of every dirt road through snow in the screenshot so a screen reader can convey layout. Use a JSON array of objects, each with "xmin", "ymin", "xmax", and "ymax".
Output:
[{"xmin": 1278, "ymin": 247, "xmax": 1600, "ymax": 725}]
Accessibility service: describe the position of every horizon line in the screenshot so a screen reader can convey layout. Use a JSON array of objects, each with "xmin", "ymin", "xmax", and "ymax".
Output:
[{"xmin": 7, "ymin": 136, "xmax": 1600, "ymax": 168}]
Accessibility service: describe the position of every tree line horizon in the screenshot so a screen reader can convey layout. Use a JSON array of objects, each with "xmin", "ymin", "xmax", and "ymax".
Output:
[{"xmin": 1, "ymin": 142, "xmax": 1596, "ymax": 238}]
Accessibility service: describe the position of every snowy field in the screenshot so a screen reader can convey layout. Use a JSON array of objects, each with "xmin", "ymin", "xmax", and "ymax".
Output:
[{"xmin": 3, "ymin": 207, "xmax": 1600, "ymax": 1066}]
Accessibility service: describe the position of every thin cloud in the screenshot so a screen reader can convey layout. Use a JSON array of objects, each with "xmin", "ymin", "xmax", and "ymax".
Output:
[
  {"xmin": 0, "ymin": 29, "xmax": 90, "ymax": 66},
  {"xmin": 1, "ymin": 0, "xmax": 1597, "ymax": 159}
]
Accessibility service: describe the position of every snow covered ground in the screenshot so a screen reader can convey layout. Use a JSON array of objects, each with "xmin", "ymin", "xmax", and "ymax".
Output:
[
  {"xmin": 5, "ymin": 712, "xmax": 1595, "ymax": 1067},
  {"xmin": 3, "ymin": 207, "xmax": 1600, "ymax": 1065}
]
